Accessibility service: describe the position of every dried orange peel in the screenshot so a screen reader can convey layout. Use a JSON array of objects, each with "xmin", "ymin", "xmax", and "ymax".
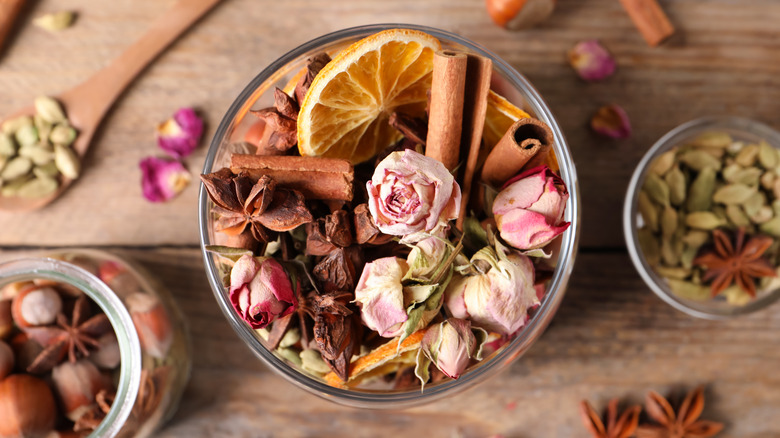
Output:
[{"xmin": 324, "ymin": 327, "xmax": 428, "ymax": 387}]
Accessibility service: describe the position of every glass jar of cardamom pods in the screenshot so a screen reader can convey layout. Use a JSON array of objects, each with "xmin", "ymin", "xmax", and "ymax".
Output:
[
  {"xmin": 0, "ymin": 249, "xmax": 190, "ymax": 437},
  {"xmin": 625, "ymin": 117, "xmax": 780, "ymax": 318}
]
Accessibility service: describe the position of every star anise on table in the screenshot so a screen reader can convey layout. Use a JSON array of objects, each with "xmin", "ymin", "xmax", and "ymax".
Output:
[
  {"xmin": 636, "ymin": 387, "xmax": 724, "ymax": 438},
  {"xmin": 580, "ymin": 398, "xmax": 641, "ymax": 438},
  {"xmin": 200, "ymin": 169, "xmax": 313, "ymax": 243},
  {"xmin": 26, "ymin": 295, "xmax": 113, "ymax": 374},
  {"xmin": 693, "ymin": 227, "xmax": 776, "ymax": 298}
]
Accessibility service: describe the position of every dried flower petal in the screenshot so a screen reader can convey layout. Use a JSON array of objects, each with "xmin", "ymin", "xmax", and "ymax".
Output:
[
  {"xmin": 591, "ymin": 104, "xmax": 632, "ymax": 139},
  {"xmin": 568, "ymin": 40, "xmax": 616, "ymax": 82},
  {"xmin": 156, "ymin": 108, "xmax": 204, "ymax": 158},
  {"xmin": 139, "ymin": 157, "xmax": 191, "ymax": 202}
]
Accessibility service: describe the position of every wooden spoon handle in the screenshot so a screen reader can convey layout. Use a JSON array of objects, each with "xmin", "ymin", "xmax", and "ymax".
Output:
[
  {"xmin": 0, "ymin": 0, "xmax": 26, "ymax": 54},
  {"xmin": 62, "ymin": 0, "xmax": 223, "ymax": 132}
]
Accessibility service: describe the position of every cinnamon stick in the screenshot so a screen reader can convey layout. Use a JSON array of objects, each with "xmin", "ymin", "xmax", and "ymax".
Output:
[
  {"xmin": 619, "ymin": 0, "xmax": 675, "ymax": 47},
  {"xmin": 0, "ymin": 0, "xmax": 25, "ymax": 55},
  {"xmin": 479, "ymin": 118, "xmax": 554, "ymax": 188},
  {"xmin": 425, "ymin": 50, "xmax": 467, "ymax": 172},
  {"xmin": 456, "ymin": 54, "xmax": 492, "ymax": 231},
  {"xmin": 230, "ymin": 154, "xmax": 354, "ymax": 201}
]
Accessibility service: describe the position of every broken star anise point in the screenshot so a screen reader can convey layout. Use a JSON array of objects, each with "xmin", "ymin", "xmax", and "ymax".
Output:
[
  {"xmin": 580, "ymin": 398, "xmax": 641, "ymax": 438},
  {"xmin": 693, "ymin": 227, "xmax": 777, "ymax": 298}
]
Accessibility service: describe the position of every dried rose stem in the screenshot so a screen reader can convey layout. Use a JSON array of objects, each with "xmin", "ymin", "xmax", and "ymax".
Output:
[
  {"xmin": 479, "ymin": 118, "xmax": 554, "ymax": 188},
  {"xmin": 456, "ymin": 54, "xmax": 492, "ymax": 231},
  {"xmin": 0, "ymin": 0, "xmax": 25, "ymax": 54},
  {"xmin": 619, "ymin": 0, "xmax": 675, "ymax": 47},
  {"xmin": 230, "ymin": 154, "xmax": 354, "ymax": 201},
  {"xmin": 425, "ymin": 50, "xmax": 467, "ymax": 172}
]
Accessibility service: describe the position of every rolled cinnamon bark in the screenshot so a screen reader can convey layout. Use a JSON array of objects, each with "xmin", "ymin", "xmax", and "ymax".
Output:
[
  {"xmin": 456, "ymin": 54, "xmax": 492, "ymax": 231},
  {"xmin": 619, "ymin": 0, "xmax": 675, "ymax": 47},
  {"xmin": 479, "ymin": 118, "xmax": 553, "ymax": 188},
  {"xmin": 425, "ymin": 50, "xmax": 467, "ymax": 172},
  {"xmin": 0, "ymin": 0, "xmax": 25, "ymax": 55},
  {"xmin": 230, "ymin": 154, "xmax": 354, "ymax": 201}
]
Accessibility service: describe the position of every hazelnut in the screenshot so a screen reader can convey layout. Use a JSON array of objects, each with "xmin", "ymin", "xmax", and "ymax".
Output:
[
  {"xmin": 0, "ymin": 300, "xmax": 11, "ymax": 340},
  {"xmin": 51, "ymin": 360, "xmax": 110, "ymax": 422},
  {"xmin": 0, "ymin": 341, "xmax": 14, "ymax": 380},
  {"xmin": 126, "ymin": 293, "xmax": 173, "ymax": 359},
  {"xmin": 486, "ymin": 0, "xmax": 556, "ymax": 31},
  {"xmin": 0, "ymin": 281, "xmax": 34, "ymax": 301},
  {"xmin": 0, "ymin": 374, "xmax": 57, "ymax": 438},
  {"xmin": 9, "ymin": 333, "xmax": 44, "ymax": 373},
  {"xmin": 11, "ymin": 286, "xmax": 63, "ymax": 328}
]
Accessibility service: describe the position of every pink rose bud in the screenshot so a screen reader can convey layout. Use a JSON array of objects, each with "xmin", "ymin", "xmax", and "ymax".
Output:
[
  {"xmin": 421, "ymin": 318, "xmax": 478, "ymax": 379},
  {"xmin": 229, "ymin": 255, "xmax": 298, "ymax": 329},
  {"xmin": 405, "ymin": 236, "xmax": 449, "ymax": 282},
  {"xmin": 139, "ymin": 156, "xmax": 191, "ymax": 203},
  {"xmin": 353, "ymin": 257, "xmax": 409, "ymax": 338},
  {"xmin": 493, "ymin": 166, "xmax": 571, "ymax": 250},
  {"xmin": 156, "ymin": 107, "xmax": 204, "ymax": 159},
  {"xmin": 591, "ymin": 104, "xmax": 632, "ymax": 139},
  {"xmin": 567, "ymin": 40, "xmax": 616, "ymax": 82},
  {"xmin": 444, "ymin": 246, "xmax": 539, "ymax": 335},
  {"xmin": 367, "ymin": 149, "xmax": 461, "ymax": 238}
]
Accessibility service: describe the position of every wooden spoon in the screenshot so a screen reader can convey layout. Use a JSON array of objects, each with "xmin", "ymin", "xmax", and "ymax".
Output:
[{"xmin": 0, "ymin": 0, "xmax": 224, "ymax": 211}]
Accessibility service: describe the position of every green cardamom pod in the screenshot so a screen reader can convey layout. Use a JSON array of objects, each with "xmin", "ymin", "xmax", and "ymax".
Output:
[
  {"xmin": 17, "ymin": 176, "xmax": 58, "ymax": 198},
  {"xmin": 49, "ymin": 124, "xmax": 77, "ymax": 146},
  {"xmin": 742, "ymin": 191, "xmax": 766, "ymax": 217},
  {"xmin": 665, "ymin": 166, "xmax": 686, "ymax": 206},
  {"xmin": 0, "ymin": 176, "xmax": 31, "ymax": 197},
  {"xmin": 638, "ymin": 228, "xmax": 661, "ymax": 267},
  {"xmin": 721, "ymin": 163, "xmax": 741, "ymax": 182},
  {"xmin": 667, "ymin": 279, "xmax": 710, "ymax": 301},
  {"xmin": 726, "ymin": 167, "xmax": 762, "ymax": 186},
  {"xmin": 650, "ymin": 149, "xmax": 677, "ymax": 176},
  {"xmin": 1, "ymin": 116, "xmax": 32, "ymax": 136},
  {"xmin": 757, "ymin": 140, "xmax": 778, "ymax": 169},
  {"xmin": 735, "ymin": 144, "xmax": 759, "ymax": 167},
  {"xmin": 54, "ymin": 144, "xmax": 80, "ymax": 179},
  {"xmin": 33, "ymin": 96, "xmax": 67, "ymax": 124},
  {"xmin": 299, "ymin": 349, "xmax": 331, "ymax": 375},
  {"xmin": 0, "ymin": 133, "xmax": 15, "ymax": 157},
  {"xmin": 33, "ymin": 162, "xmax": 59, "ymax": 179},
  {"xmin": 18, "ymin": 145, "xmax": 54, "ymax": 166},
  {"xmin": 661, "ymin": 206, "xmax": 678, "ymax": 239},
  {"xmin": 685, "ymin": 212, "xmax": 726, "ymax": 230},
  {"xmin": 638, "ymin": 191, "xmax": 659, "ymax": 232},
  {"xmin": 661, "ymin": 237, "xmax": 680, "ymax": 266},
  {"xmin": 760, "ymin": 171, "xmax": 776, "ymax": 190},
  {"xmin": 0, "ymin": 156, "xmax": 32, "ymax": 181},
  {"xmin": 712, "ymin": 183, "xmax": 757, "ymax": 204},
  {"xmin": 680, "ymin": 245, "xmax": 699, "ymax": 270},
  {"xmin": 759, "ymin": 216, "xmax": 780, "ymax": 238},
  {"xmin": 678, "ymin": 149, "xmax": 722, "ymax": 171},
  {"xmin": 14, "ymin": 124, "xmax": 39, "ymax": 147},
  {"xmin": 749, "ymin": 205, "xmax": 773, "ymax": 224},
  {"xmin": 643, "ymin": 173, "xmax": 670, "ymax": 207},
  {"xmin": 655, "ymin": 266, "xmax": 691, "ymax": 279},
  {"xmin": 692, "ymin": 131, "xmax": 732, "ymax": 149},
  {"xmin": 686, "ymin": 167, "xmax": 716, "ymax": 212},
  {"xmin": 682, "ymin": 230, "xmax": 710, "ymax": 247},
  {"xmin": 726, "ymin": 204, "xmax": 752, "ymax": 227},
  {"xmin": 276, "ymin": 347, "xmax": 303, "ymax": 366}
]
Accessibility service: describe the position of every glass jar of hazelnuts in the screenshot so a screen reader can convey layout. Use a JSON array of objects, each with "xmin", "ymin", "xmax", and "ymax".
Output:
[{"xmin": 0, "ymin": 249, "xmax": 190, "ymax": 438}]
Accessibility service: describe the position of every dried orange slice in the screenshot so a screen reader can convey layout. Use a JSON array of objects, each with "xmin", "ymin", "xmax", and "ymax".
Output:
[{"xmin": 297, "ymin": 29, "xmax": 441, "ymax": 164}]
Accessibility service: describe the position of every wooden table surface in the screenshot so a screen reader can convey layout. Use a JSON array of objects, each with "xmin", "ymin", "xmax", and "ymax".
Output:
[{"xmin": 1, "ymin": 1, "xmax": 779, "ymax": 437}]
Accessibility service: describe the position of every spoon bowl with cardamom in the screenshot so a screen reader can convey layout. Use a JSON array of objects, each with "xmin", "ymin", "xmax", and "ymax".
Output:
[{"xmin": 0, "ymin": 0, "xmax": 224, "ymax": 211}]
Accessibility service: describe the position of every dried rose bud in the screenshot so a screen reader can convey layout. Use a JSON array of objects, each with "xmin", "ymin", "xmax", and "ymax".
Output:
[
  {"xmin": 0, "ymin": 299, "xmax": 11, "ymax": 340},
  {"xmin": 590, "ymin": 104, "xmax": 632, "ymax": 139},
  {"xmin": 367, "ymin": 149, "xmax": 461, "ymax": 240},
  {"xmin": 421, "ymin": 318, "xmax": 479, "ymax": 379},
  {"xmin": 493, "ymin": 166, "xmax": 571, "ymax": 250},
  {"xmin": 567, "ymin": 40, "xmax": 616, "ymax": 82},
  {"xmin": 126, "ymin": 293, "xmax": 173, "ymax": 360},
  {"xmin": 51, "ymin": 360, "xmax": 110, "ymax": 421},
  {"xmin": 156, "ymin": 107, "xmax": 204, "ymax": 159},
  {"xmin": 353, "ymin": 257, "xmax": 409, "ymax": 338},
  {"xmin": 0, "ymin": 340, "xmax": 14, "ymax": 380},
  {"xmin": 229, "ymin": 255, "xmax": 298, "ymax": 329},
  {"xmin": 139, "ymin": 156, "xmax": 191, "ymax": 203},
  {"xmin": 405, "ymin": 236, "xmax": 450, "ymax": 282},
  {"xmin": 444, "ymin": 242, "xmax": 538, "ymax": 335},
  {"xmin": 89, "ymin": 332, "xmax": 121, "ymax": 369},
  {"xmin": 11, "ymin": 286, "xmax": 63, "ymax": 328}
]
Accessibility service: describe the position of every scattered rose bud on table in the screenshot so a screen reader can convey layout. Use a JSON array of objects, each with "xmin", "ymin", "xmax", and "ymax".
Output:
[
  {"xmin": 567, "ymin": 40, "xmax": 616, "ymax": 82},
  {"xmin": 139, "ymin": 157, "xmax": 191, "ymax": 203},
  {"xmin": 156, "ymin": 107, "xmax": 204, "ymax": 159},
  {"xmin": 590, "ymin": 104, "xmax": 632, "ymax": 138}
]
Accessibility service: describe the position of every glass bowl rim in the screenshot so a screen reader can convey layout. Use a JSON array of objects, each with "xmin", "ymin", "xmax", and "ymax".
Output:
[
  {"xmin": 198, "ymin": 23, "xmax": 580, "ymax": 408},
  {"xmin": 623, "ymin": 115, "xmax": 780, "ymax": 319}
]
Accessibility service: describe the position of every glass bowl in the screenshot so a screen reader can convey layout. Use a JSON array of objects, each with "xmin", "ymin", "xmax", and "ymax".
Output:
[
  {"xmin": 624, "ymin": 116, "xmax": 780, "ymax": 319},
  {"xmin": 198, "ymin": 23, "xmax": 580, "ymax": 408}
]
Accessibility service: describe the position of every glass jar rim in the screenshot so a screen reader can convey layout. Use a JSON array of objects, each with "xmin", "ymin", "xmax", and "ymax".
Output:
[
  {"xmin": 198, "ymin": 23, "xmax": 580, "ymax": 407},
  {"xmin": 0, "ymin": 255, "xmax": 143, "ymax": 437},
  {"xmin": 623, "ymin": 116, "xmax": 780, "ymax": 318}
]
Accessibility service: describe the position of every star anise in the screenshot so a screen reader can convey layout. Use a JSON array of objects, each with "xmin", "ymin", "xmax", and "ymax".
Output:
[
  {"xmin": 73, "ymin": 389, "xmax": 115, "ymax": 432},
  {"xmin": 305, "ymin": 209, "xmax": 354, "ymax": 256},
  {"xmin": 636, "ymin": 387, "xmax": 724, "ymax": 438},
  {"xmin": 26, "ymin": 295, "xmax": 112, "ymax": 374},
  {"xmin": 580, "ymin": 398, "xmax": 641, "ymax": 438},
  {"xmin": 693, "ymin": 227, "xmax": 776, "ymax": 298},
  {"xmin": 388, "ymin": 111, "xmax": 427, "ymax": 146},
  {"xmin": 200, "ymin": 169, "xmax": 313, "ymax": 243},
  {"xmin": 250, "ymin": 88, "xmax": 299, "ymax": 153},
  {"xmin": 131, "ymin": 366, "xmax": 171, "ymax": 422},
  {"xmin": 309, "ymin": 291, "xmax": 361, "ymax": 382},
  {"xmin": 293, "ymin": 52, "xmax": 332, "ymax": 105}
]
